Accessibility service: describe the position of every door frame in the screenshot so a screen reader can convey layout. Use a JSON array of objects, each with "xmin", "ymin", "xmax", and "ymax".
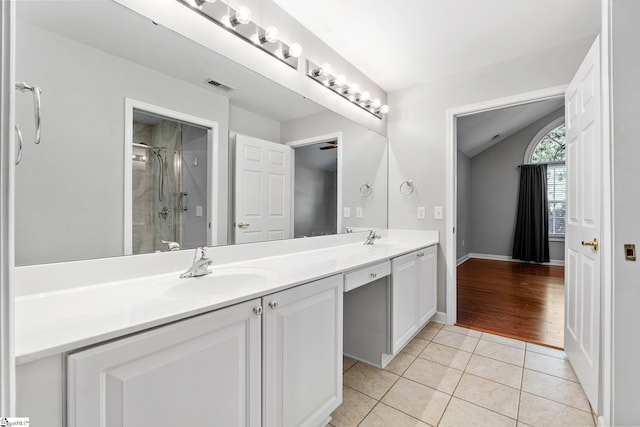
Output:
[
  {"xmin": 285, "ymin": 132, "xmax": 343, "ymax": 236},
  {"xmin": 0, "ymin": 0, "xmax": 16, "ymax": 413},
  {"xmin": 123, "ymin": 98, "xmax": 219, "ymax": 254}
]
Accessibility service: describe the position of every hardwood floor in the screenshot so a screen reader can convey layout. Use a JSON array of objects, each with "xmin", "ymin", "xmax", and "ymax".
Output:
[{"xmin": 456, "ymin": 258, "xmax": 564, "ymax": 349}]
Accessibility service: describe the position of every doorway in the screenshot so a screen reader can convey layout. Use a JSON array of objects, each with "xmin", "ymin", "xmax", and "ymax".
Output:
[
  {"xmin": 124, "ymin": 98, "xmax": 219, "ymax": 255},
  {"xmin": 286, "ymin": 132, "xmax": 343, "ymax": 237},
  {"xmin": 453, "ymin": 96, "xmax": 566, "ymax": 347},
  {"xmin": 445, "ymin": 85, "xmax": 569, "ymax": 339}
]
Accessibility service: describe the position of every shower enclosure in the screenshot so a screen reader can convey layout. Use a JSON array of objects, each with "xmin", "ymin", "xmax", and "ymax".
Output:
[{"xmin": 131, "ymin": 110, "xmax": 208, "ymax": 254}]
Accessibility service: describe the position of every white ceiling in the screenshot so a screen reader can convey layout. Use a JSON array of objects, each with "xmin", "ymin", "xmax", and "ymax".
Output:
[
  {"xmin": 272, "ymin": 0, "xmax": 601, "ymax": 92},
  {"xmin": 457, "ymin": 97, "xmax": 564, "ymax": 158}
]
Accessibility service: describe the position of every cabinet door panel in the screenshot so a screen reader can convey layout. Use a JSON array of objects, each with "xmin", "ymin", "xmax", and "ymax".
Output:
[
  {"xmin": 68, "ymin": 299, "xmax": 261, "ymax": 427},
  {"xmin": 264, "ymin": 275, "xmax": 343, "ymax": 427},
  {"xmin": 391, "ymin": 252, "xmax": 419, "ymax": 354},
  {"xmin": 417, "ymin": 246, "xmax": 437, "ymax": 326}
]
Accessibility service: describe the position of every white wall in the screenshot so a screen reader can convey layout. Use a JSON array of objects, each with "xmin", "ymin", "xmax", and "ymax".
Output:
[
  {"xmin": 388, "ymin": 38, "xmax": 593, "ymax": 312},
  {"xmin": 229, "ymin": 105, "xmax": 280, "ymax": 142},
  {"xmin": 611, "ymin": 0, "xmax": 640, "ymax": 423},
  {"xmin": 15, "ymin": 22, "xmax": 230, "ymax": 265},
  {"xmin": 281, "ymin": 110, "xmax": 388, "ymax": 231}
]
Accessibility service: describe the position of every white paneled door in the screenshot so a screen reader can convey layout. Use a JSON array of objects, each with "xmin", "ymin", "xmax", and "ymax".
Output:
[
  {"xmin": 564, "ymin": 36, "xmax": 601, "ymax": 410},
  {"xmin": 234, "ymin": 134, "xmax": 292, "ymax": 244}
]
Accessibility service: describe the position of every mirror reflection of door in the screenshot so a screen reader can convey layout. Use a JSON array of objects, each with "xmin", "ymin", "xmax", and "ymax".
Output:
[
  {"xmin": 233, "ymin": 134, "xmax": 293, "ymax": 244},
  {"xmin": 131, "ymin": 110, "xmax": 209, "ymax": 254},
  {"xmin": 292, "ymin": 141, "xmax": 338, "ymax": 238}
]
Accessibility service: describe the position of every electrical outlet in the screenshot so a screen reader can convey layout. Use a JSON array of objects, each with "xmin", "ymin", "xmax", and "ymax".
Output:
[
  {"xmin": 356, "ymin": 207, "xmax": 363, "ymax": 218},
  {"xmin": 434, "ymin": 206, "xmax": 443, "ymax": 219},
  {"xmin": 343, "ymin": 207, "xmax": 351, "ymax": 218},
  {"xmin": 196, "ymin": 206, "xmax": 203, "ymax": 217},
  {"xmin": 417, "ymin": 206, "xmax": 425, "ymax": 219},
  {"xmin": 462, "ymin": 239, "xmax": 465, "ymax": 247}
]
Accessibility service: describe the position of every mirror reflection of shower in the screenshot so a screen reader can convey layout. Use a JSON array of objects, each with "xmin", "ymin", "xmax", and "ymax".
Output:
[{"xmin": 131, "ymin": 109, "xmax": 209, "ymax": 255}]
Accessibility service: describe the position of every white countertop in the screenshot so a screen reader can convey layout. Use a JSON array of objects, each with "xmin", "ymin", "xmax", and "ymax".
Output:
[{"xmin": 15, "ymin": 230, "xmax": 438, "ymax": 364}]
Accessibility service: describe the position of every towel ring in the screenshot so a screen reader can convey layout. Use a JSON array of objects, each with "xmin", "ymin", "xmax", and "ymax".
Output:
[
  {"xmin": 400, "ymin": 179, "xmax": 414, "ymax": 196},
  {"xmin": 359, "ymin": 182, "xmax": 373, "ymax": 197}
]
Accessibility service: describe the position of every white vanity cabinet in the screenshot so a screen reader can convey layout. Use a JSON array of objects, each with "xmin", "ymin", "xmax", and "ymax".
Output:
[
  {"xmin": 391, "ymin": 245, "xmax": 437, "ymax": 354},
  {"xmin": 66, "ymin": 274, "xmax": 343, "ymax": 427},
  {"xmin": 67, "ymin": 298, "xmax": 263, "ymax": 427},
  {"xmin": 263, "ymin": 274, "xmax": 343, "ymax": 427}
]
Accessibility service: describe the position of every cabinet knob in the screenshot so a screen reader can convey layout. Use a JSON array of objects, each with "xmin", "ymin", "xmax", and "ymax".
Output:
[
  {"xmin": 370, "ymin": 272, "xmax": 377, "ymax": 278},
  {"xmin": 417, "ymin": 252, "xmax": 424, "ymax": 257},
  {"xmin": 253, "ymin": 305, "xmax": 263, "ymax": 316},
  {"xmin": 268, "ymin": 300, "xmax": 279, "ymax": 309}
]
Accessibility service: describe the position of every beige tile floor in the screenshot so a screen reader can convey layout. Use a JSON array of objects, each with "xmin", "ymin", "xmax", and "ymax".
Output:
[{"xmin": 331, "ymin": 322, "xmax": 595, "ymax": 427}]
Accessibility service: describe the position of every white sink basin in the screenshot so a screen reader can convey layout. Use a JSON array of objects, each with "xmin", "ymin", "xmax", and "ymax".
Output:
[{"xmin": 164, "ymin": 267, "xmax": 278, "ymax": 297}]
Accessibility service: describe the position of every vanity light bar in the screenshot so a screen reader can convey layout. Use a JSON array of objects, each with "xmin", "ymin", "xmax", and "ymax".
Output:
[
  {"xmin": 306, "ymin": 59, "xmax": 389, "ymax": 119},
  {"xmin": 177, "ymin": 0, "xmax": 301, "ymax": 69}
]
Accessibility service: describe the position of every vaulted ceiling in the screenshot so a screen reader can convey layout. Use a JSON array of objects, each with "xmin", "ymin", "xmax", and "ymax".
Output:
[{"xmin": 273, "ymin": 0, "xmax": 601, "ymax": 92}]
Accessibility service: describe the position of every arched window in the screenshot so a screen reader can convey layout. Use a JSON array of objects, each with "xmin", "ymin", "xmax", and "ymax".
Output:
[{"xmin": 525, "ymin": 117, "xmax": 566, "ymax": 237}]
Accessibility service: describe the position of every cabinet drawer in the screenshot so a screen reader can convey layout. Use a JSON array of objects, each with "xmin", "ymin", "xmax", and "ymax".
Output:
[{"xmin": 344, "ymin": 261, "xmax": 390, "ymax": 292}]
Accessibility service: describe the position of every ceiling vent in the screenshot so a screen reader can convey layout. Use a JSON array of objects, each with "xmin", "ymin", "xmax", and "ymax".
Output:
[{"xmin": 205, "ymin": 78, "xmax": 235, "ymax": 91}]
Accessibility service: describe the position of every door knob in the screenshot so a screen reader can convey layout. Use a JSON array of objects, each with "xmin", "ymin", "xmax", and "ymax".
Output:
[
  {"xmin": 237, "ymin": 222, "xmax": 250, "ymax": 229},
  {"xmin": 581, "ymin": 238, "xmax": 599, "ymax": 251}
]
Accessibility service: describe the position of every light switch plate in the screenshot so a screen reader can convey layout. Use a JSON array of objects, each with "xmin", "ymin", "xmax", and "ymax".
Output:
[
  {"xmin": 343, "ymin": 207, "xmax": 351, "ymax": 218},
  {"xmin": 434, "ymin": 206, "xmax": 443, "ymax": 220},
  {"xmin": 417, "ymin": 206, "xmax": 425, "ymax": 219},
  {"xmin": 356, "ymin": 207, "xmax": 363, "ymax": 218}
]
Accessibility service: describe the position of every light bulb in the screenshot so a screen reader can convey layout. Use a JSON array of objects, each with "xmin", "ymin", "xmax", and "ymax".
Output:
[
  {"xmin": 350, "ymin": 83, "xmax": 359, "ymax": 94},
  {"xmin": 262, "ymin": 26, "xmax": 279, "ymax": 43},
  {"xmin": 360, "ymin": 91, "xmax": 370, "ymax": 102},
  {"xmin": 380, "ymin": 105, "xmax": 390, "ymax": 114},
  {"xmin": 231, "ymin": 5, "xmax": 251, "ymax": 25},
  {"xmin": 330, "ymin": 75, "xmax": 346, "ymax": 87},
  {"xmin": 372, "ymin": 98, "xmax": 381, "ymax": 108},
  {"xmin": 320, "ymin": 63, "xmax": 332, "ymax": 76},
  {"xmin": 287, "ymin": 43, "xmax": 302, "ymax": 58}
]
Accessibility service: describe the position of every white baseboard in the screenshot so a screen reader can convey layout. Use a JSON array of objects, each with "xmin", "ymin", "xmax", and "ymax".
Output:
[
  {"xmin": 468, "ymin": 253, "xmax": 565, "ymax": 266},
  {"xmin": 456, "ymin": 253, "xmax": 471, "ymax": 266},
  {"xmin": 430, "ymin": 311, "xmax": 448, "ymax": 324}
]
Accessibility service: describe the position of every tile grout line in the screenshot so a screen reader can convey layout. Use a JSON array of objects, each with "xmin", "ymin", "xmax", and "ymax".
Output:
[{"xmin": 516, "ymin": 352, "xmax": 526, "ymax": 424}]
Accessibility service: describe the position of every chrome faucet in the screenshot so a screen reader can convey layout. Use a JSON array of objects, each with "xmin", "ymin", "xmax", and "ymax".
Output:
[
  {"xmin": 363, "ymin": 230, "xmax": 381, "ymax": 245},
  {"xmin": 180, "ymin": 247, "xmax": 213, "ymax": 278}
]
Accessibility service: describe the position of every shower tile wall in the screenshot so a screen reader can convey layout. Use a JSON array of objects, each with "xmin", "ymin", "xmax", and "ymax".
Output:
[
  {"xmin": 132, "ymin": 120, "xmax": 182, "ymax": 254},
  {"xmin": 132, "ymin": 123, "xmax": 154, "ymax": 254}
]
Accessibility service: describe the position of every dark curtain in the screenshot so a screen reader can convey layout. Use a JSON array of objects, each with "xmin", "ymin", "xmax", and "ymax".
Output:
[{"xmin": 512, "ymin": 164, "xmax": 550, "ymax": 263}]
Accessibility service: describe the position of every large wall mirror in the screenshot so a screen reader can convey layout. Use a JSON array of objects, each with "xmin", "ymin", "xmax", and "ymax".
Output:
[{"xmin": 14, "ymin": 0, "xmax": 388, "ymax": 266}]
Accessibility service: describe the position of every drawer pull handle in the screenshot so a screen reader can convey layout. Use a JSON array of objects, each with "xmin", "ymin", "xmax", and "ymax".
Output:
[
  {"xmin": 268, "ymin": 300, "xmax": 279, "ymax": 309},
  {"xmin": 370, "ymin": 273, "xmax": 377, "ymax": 278},
  {"xmin": 253, "ymin": 306, "xmax": 263, "ymax": 316}
]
